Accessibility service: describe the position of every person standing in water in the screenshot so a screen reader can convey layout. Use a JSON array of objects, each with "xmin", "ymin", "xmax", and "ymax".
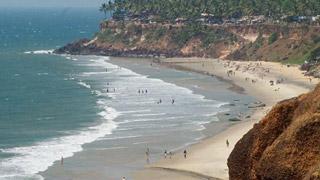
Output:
[{"xmin": 172, "ymin": 99, "xmax": 175, "ymax": 104}]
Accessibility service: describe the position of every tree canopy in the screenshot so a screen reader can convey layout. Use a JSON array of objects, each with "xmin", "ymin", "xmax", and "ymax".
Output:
[{"xmin": 100, "ymin": 0, "xmax": 320, "ymax": 21}]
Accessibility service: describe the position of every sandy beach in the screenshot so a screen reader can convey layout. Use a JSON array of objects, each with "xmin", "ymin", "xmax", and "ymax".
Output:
[{"xmin": 134, "ymin": 58, "xmax": 319, "ymax": 180}]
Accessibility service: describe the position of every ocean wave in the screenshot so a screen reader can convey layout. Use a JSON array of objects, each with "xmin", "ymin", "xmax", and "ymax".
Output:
[
  {"xmin": 132, "ymin": 113, "xmax": 167, "ymax": 117},
  {"xmin": 81, "ymin": 72, "xmax": 108, "ymax": 77},
  {"xmin": 203, "ymin": 112, "xmax": 219, "ymax": 117},
  {"xmin": 77, "ymin": 81, "xmax": 91, "ymax": 89},
  {"xmin": 24, "ymin": 49, "xmax": 54, "ymax": 55},
  {"xmin": 37, "ymin": 72, "xmax": 49, "ymax": 76},
  {"xmin": 0, "ymin": 107, "xmax": 119, "ymax": 179},
  {"xmin": 119, "ymin": 109, "xmax": 152, "ymax": 114},
  {"xmin": 98, "ymin": 135, "xmax": 142, "ymax": 141}
]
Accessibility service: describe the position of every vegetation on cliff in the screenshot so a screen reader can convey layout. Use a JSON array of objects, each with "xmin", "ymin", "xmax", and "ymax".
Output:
[
  {"xmin": 55, "ymin": 1, "xmax": 320, "ymax": 77},
  {"xmin": 227, "ymin": 25, "xmax": 320, "ymax": 66},
  {"xmin": 228, "ymin": 84, "xmax": 320, "ymax": 180},
  {"xmin": 56, "ymin": 21, "xmax": 241, "ymax": 58},
  {"xmin": 100, "ymin": 0, "xmax": 320, "ymax": 21}
]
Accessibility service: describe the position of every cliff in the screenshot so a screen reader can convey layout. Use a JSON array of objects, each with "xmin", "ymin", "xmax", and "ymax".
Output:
[
  {"xmin": 54, "ymin": 20, "xmax": 320, "ymax": 76},
  {"xmin": 54, "ymin": 21, "xmax": 243, "ymax": 58},
  {"xmin": 228, "ymin": 84, "xmax": 320, "ymax": 180},
  {"xmin": 227, "ymin": 25, "xmax": 320, "ymax": 65}
]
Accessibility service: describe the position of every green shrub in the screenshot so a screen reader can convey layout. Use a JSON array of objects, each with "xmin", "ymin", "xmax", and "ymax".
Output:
[
  {"xmin": 97, "ymin": 29, "xmax": 116, "ymax": 42},
  {"xmin": 268, "ymin": 32, "xmax": 278, "ymax": 45},
  {"xmin": 172, "ymin": 25, "xmax": 198, "ymax": 47},
  {"xmin": 146, "ymin": 27, "xmax": 167, "ymax": 41},
  {"xmin": 153, "ymin": 27, "xmax": 167, "ymax": 38},
  {"xmin": 127, "ymin": 24, "xmax": 142, "ymax": 35},
  {"xmin": 312, "ymin": 34, "xmax": 320, "ymax": 44},
  {"xmin": 254, "ymin": 33, "xmax": 264, "ymax": 49},
  {"xmin": 307, "ymin": 46, "xmax": 320, "ymax": 63}
]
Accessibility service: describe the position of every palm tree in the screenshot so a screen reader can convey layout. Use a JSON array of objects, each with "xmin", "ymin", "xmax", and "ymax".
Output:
[
  {"xmin": 106, "ymin": 0, "xmax": 114, "ymax": 17},
  {"xmin": 100, "ymin": 3, "xmax": 108, "ymax": 19}
]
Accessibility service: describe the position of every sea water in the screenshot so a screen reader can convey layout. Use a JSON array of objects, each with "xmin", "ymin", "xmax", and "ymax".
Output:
[{"xmin": 0, "ymin": 7, "xmax": 253, "ymax": 180}]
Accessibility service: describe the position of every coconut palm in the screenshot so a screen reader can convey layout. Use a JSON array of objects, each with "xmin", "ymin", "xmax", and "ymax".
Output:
[{"xmin": 99, "ymin": 3, "xmax": 108, "ymax": 19}]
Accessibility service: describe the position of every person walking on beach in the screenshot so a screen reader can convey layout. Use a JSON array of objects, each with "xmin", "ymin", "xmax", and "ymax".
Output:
[
  {"xmin": 171, "ymin": 99, "xmax": 175, "ymax": 104},
  {"xmin": 183, "ymin": 150, "xmax": 187, "ymax": 159},
  {"xmin": 169, "ymin": 151, "xmax": 173, "ymax": 159},
  {"xmin": 61, "ymin": 156, "xmax": 64, "ymax": 165},
  {"xmin": 145, "ymin": 148, "xmax": 150, "ymax": 164},
  {"xmin": 226, "ymin": 139, "xmax": 229, "ymax": 147},
  {"xmin": 122, "ymin": 177, "xmax": 126, "ymax": 180},
  {"xmin": 164, "ymin": 150, "xmax": 167, "ymax": 159}
]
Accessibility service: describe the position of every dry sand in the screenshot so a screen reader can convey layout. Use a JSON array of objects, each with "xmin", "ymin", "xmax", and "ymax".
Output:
[{"xmin": 134, "ymin": 58, "xmax": 319, "ymax": 180}]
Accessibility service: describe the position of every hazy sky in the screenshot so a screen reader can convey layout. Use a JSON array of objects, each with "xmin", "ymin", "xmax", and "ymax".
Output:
[{"xmin": 0, "ymin": 0, "xmax": 105, "ymax": 7}]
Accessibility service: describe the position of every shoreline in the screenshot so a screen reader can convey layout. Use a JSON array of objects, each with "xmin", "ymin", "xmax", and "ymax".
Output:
[
  {"xmin": 134, "ymin": 57, "xmax": 319, "ymax": 180},
  {"xmin": 41, "ymin": 55, "xmax": 253, "ymax": 180}
]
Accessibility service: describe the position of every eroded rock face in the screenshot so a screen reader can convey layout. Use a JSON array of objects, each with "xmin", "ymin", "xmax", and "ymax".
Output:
[{"xmin": 228, "ymin": 85, "xmax": 320, "ymax": 180}]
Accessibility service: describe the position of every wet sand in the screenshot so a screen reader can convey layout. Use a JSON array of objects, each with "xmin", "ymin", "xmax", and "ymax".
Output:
[{"xmin": 134, "ymin": 58, "xmax": 319, "ymax": 180}]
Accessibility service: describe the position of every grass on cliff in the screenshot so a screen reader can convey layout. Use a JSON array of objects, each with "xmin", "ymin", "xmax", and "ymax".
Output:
[
  {"xmin": 284, "ymin": 44, "xmax": 320, "ymax": 65},
  {"xmin": 145, "ymin": 27, "xmax": 167, "ymax": 42},
  {"xmin": 96, "ymin": 29, "xmax": 117, "ymax": 43},
  {"xmin": 172, "ymin": 24, "xmax": 237, "ymax": 48},
  {"xmin": 268, "ymin": 32, "xmax": 278, "ymax": 45}
]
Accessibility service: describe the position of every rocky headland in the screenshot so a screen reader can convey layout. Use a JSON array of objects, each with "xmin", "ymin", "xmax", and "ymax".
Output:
[
  {"xmin": 55, "ymin": 20, "xmax": 320, "ymax": 77},
  {"xmin": 228, "ymin": 84, "xmax": 320, "ymax": 180}
]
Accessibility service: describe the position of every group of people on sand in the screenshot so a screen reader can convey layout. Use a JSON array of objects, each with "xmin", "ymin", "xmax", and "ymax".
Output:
[
  {"xmin": 145, "ymin": 147, "xmax": 187, "ymax": 164},
  {"xmin": 157, "ymin": 98, "xmax": 175, "ymax": 104},
  {"xmin": 143, "ymin": 139, "xmax": 231, "ymax": 165},
  {"xmin": 138, "ymin": 89, "xmax": 148, "ymax": 94},
  {"xmin": 223, "ymin": 60, "xmax": 293, "ymax": 93}
]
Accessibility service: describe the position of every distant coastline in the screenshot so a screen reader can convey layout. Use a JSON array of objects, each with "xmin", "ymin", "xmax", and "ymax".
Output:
[{"xmin": 55, "ymin": 20, "xmax": 320, "ymax": 78}]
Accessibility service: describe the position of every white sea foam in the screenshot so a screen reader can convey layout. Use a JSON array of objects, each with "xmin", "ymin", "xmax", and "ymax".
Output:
[
  {"xmin": 77, "ymin": 81, "xmax": 91, "ymax": 89},
  {"xmin": 81, "ymin": 72, "xmax": 108, "ymax": 76},
  {"xmin": 37, "ymin": 72, "xmax": 49, "ymax": 76},
  {"xmin": 119, "ymin": 109, "xmax": 152, "ymax": 114},
  {"xmin": 0, "ymin": 106, "xmax": 119, "ymax": 179},
  {"xmin": 132, "ymin": 113, "xmax": 167, "ymax": 117},
  {"xmin": 98, "ymin": 135, "xmax": 142, "ymax": 141},
  {"xmin": 24, "ymin": 49, "xmax": 54, "ymax": 55}
]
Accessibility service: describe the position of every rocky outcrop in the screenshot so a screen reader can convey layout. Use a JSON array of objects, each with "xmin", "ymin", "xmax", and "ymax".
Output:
[{"xmin": 228, "ymin": 85, "xmax": 320, "ymax": 180}]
